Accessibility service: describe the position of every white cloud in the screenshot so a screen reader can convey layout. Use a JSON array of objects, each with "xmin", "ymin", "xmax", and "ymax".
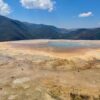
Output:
[
  {"xmin": 20, "ymin": 0, "xmax": 55, "ymax": 12},
  {"xmin": 0, "ymin": 0, "xmax": 10, "ymax": 15},
  {"xmin": 79, "ymin": 12, "xmax": 93, "ymax": 17}
]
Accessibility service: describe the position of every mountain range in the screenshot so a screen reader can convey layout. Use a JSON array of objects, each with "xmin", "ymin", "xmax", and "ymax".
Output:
[{"xmin": 0, "ymin": 15, "xmax": 100, "ymax": 41}]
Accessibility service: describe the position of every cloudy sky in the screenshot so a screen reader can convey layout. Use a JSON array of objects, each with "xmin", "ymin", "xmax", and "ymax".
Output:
[{"xmin": 0, "ymin": 0, "xmax": 100, "ymax": 28}]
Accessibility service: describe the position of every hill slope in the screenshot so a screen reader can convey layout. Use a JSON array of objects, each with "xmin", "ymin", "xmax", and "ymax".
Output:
[{"xmin": 0, "ymin": 15, "xmax": 100, "ymax": 41}]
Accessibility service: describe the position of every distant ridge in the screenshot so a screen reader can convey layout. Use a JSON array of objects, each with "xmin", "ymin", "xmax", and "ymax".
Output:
[{"xmin": 0, "ymin": 15, "xmax": 100, "ymax": 41}]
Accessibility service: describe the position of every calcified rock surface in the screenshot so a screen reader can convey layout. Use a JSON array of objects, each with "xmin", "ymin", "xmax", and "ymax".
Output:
[{"xmin": 0, "ymin": 40, "xmax": 100, "ymax": 100}]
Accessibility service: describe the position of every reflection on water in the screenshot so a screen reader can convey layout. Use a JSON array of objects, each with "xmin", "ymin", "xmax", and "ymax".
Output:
[
  {"xmin": 47, "ymin": 41, "xmax": 100, "ymax": 48},
  {"xmin": 11, "ymin": 40, "xmax": 100, "ymax": 49}
]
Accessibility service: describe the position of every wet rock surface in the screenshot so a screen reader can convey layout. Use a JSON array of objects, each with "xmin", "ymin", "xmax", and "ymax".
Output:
[{"xmin": 0, "ymin": 40, "xmax": 99, "ymax": 100}]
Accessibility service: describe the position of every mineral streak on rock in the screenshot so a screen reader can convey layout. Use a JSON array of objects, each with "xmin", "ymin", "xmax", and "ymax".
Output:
[{"xmin": 0, "ymin": 40, "xmax": 99, "ymax": 100}]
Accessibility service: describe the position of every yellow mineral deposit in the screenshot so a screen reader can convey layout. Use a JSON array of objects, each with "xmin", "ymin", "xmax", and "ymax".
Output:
[{"xmin": 0, "ymin": 40, "xmax": 100, "ymax": 100}]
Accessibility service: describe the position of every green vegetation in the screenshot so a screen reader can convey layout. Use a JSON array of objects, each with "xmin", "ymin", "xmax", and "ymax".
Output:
[{"xmin": 0, "ymin": 15, "xmax": 100, "ymax": 41}]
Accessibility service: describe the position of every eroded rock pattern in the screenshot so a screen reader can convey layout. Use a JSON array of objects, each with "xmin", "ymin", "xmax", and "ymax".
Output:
[{"xmin": 0, "ymin": 40, "xmax": 99, "ymax": 100}]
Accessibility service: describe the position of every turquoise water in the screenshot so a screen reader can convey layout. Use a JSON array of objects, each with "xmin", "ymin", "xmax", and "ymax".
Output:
[
  {"xmin": 47, "ymin": 41, "xmax": 100, "ymax": 48},
  {"xmin": 12, "ymin": 40, "xmax": 100, "ymax": 48}
]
